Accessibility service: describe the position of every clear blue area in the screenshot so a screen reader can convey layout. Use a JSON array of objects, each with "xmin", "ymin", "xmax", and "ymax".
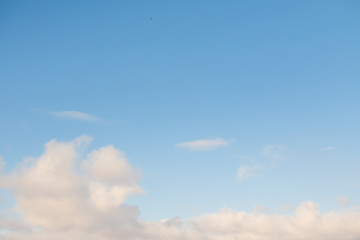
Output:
[{"xmin": 1, "ymin": 0, "xmax": 360, "ymax": 220}]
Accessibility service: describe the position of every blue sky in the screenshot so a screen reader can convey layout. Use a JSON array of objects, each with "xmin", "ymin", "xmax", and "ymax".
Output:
[{"xmin": 1, "ymin": 1, "xmax": 360, "ymax": 238}]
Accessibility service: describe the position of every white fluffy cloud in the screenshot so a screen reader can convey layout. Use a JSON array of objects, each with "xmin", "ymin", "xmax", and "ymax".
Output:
[
  {"xmin": 51, "ymin": 111, "xmax": 101, "ymax": 122},
  {"xmin": 0, "ymin": 136, "xmax": 142, "ymax": 231},
  {"xmin": 191, "ymin": 201, "xmax": 360, "ymax": 240},
  {"xmin": 1, "ymin": 137, "xmax": 360, "ymax": 240},
  {"xmin": 176, "ymin": 138, "xmax": 228, "ymax": 151}
]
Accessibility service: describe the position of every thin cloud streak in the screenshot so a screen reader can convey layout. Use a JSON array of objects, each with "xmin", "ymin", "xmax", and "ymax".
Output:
[
  {"xmin": 51, "ymin": 111, "xmax": 101, "ymax": 122},
  {"xmin": 176, "ymin": 138, "xmax": 228, "ymax": 151},
  {"xmin": 320, "ymin": 146, "xmax": 336, "ymax": 151}
]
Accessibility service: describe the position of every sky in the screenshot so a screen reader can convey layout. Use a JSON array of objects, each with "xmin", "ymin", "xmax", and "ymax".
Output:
[{"xmin": 1, "ymin": 0, "xmax": 360, "ymax": 239}]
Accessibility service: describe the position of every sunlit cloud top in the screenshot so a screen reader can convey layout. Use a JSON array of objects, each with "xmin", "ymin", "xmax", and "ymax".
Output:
[{"xmin": 51, "ymin": 111, "xmax": 101, "ymax": 122}]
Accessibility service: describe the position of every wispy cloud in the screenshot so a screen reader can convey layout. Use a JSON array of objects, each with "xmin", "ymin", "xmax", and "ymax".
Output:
[
  {"xmin": 0, "ymin": 156, "xmax": 4, "ymax": 171},
  {"xmin": 51, "ymin": 111, "xmax": 101, "ymax": 122},
  {"xmin": 262, "ymin": 144, "xmax": 286, "ymax": 161},
  {"xmin": 237, "ymin": 165, "xmax": 259, "ymax": 182},
  {"xmin": 234, "ymin": 145, "xmax": 286, "ymax": 183},
  {"xmin": 320, "ymin": 146, "xmax": 336, "ymax": 151},
  {"xmin": 176, "ymin": 138, "xmax": 228, "ymax": 151},
  {"xmin": 334, "ymin": 196, "xmax": 350, "ymax": 207}
]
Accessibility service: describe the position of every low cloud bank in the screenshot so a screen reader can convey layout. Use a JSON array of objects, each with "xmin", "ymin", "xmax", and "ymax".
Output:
[{"xmin": 1, "ymin": 137, "xmax": 360, "ymax": 240}]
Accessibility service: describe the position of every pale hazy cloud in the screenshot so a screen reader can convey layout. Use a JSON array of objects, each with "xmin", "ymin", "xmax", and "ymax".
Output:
[
  {"xmin": 334, "ymin": 196, "xmax": 350, "ymax": 207},
  {"xmin": 262, "ymin": 144, "xmax": 286, "ymax": 161},
  {"xmin": 280, "ymin": 204, "xmax": 295, "ymax": 212},
  {"xmin": 237, "ymin": 165, "xmax": 258, "ymax": 182},
  {"xmin": 51, "ymin": 111, "xmax": 101, "ymax": 122},
  {"xmin": 1, "ymin": 137, "xmax": 360, "ymax": 240},
  {"xmin": 176, "ymin": 138, "xmax": 228, "ymax": 151},
  {"xmin": 320, "ymin": 146, "xmax": 336, "ymax": 151},
  {"xmin": 0, "ymin": 156, "xmax": 4, "ymax": 170}
]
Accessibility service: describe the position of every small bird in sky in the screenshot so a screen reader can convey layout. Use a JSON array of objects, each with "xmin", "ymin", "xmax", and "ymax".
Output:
[{"xmin": 149, "ymin": 17, "xmax": 152, "ymax": 20}]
